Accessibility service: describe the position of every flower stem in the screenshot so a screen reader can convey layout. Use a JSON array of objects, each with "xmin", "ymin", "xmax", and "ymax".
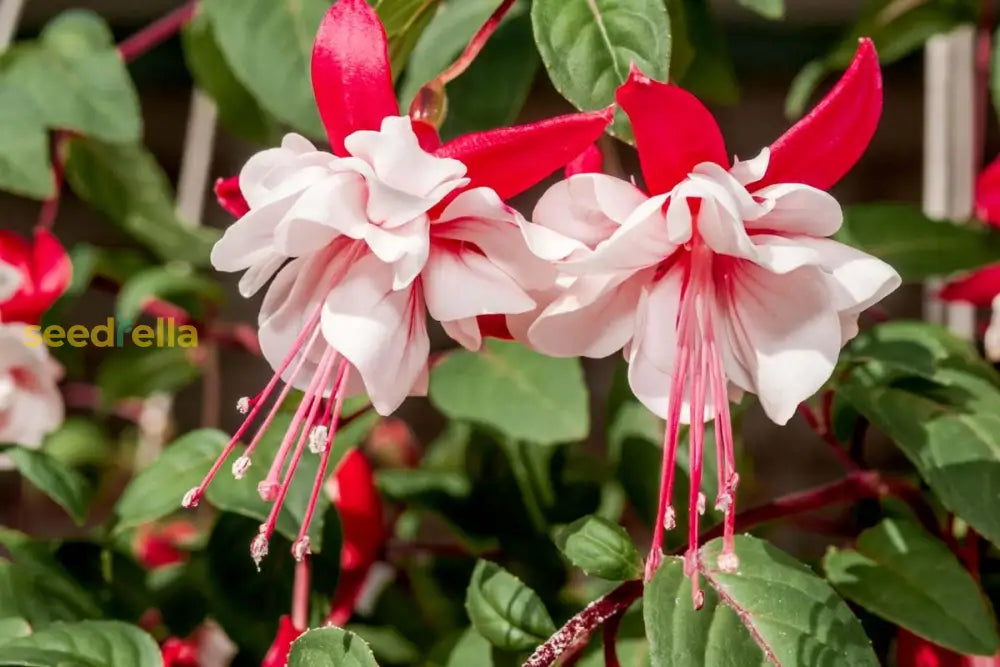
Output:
[
  {"xmin": 118, "ymin": 1, "xmax": 198, "ymax": 64},
  {"xmin": 602, "ymin": 608, "xmax": 625, "ymax": 667},
  {"xmin": 435, "ymin": 0, "xmax": 516, "ymax": 87},
  {"xmin": 797, "ymin": 399, "xmax": 859, "ymax": 471}
]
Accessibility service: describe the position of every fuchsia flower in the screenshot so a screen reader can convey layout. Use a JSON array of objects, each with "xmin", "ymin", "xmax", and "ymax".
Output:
[
  {"xmin": 190, "ymin": 0, "xmax": 610, "ymax": 566},
  {"xmin": 940, "ymin": 156, "xmax": 1000, "ymax": 359},
  {"xmin": 0, "ymin": 228, "xmax": 71, "ymax": 325},
  {"xmin": 525, "ymin": 39, "xmax": 898, "ymax": 602}
]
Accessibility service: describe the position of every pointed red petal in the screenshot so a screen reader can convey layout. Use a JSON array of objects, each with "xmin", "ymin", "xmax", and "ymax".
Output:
[
  {"xmin": 435, "ymin": 108, "xmax": 613, "ymax": 200},
  {"xmin": 616, "ymin": 66, "xmax": 728, "ymax": 195},
  {"xmin": 565, "ymin": 143, "xmax": 604, "ymax": 177},
  {"xmin": 0, "ymin": 229, "xmax": 69, "ymax": 324},
  {"xmin": 312, "ymin": 0, "xmax": 399, "ymax": 155},
  {"xmin": 32, "ymin": 228, "xmax": 71, "ymax": 304},
  {"xmin": 939, "ymin": 264, "xmax": 1000, "ymax": 307},
  {"xmin": 261, "ymin": 616, "xmax": 303, "ymax": 667},
  {"xmin": 332, "ymin": 449, "xmax": 383, "ymax": 569},
  {"xmin": 214, "ymin": 176, "xmax": 249, "ymax": 217},
  {"xmin": 411, "ymin": 118, "xmax": 441, "ymax": 152},
  {"xmin": 757, "ymin": 38, "xmax": 882, "ymax": 191},
  {"xmin": 976, "ymin": 154, "xmax": 1000, "ymax": 228}
]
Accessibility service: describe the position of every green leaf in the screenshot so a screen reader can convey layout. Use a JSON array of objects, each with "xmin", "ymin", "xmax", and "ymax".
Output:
[
  {"xmin": 465, "ymin": 560, "xmax": 556, "ymax": 651},
  {"xmin": 644, "ymin": 535, "xmax": 878, "ymax": 666},
  {"xmin": 114, "ymin": 429, "xmax": 228, "ymax": 532},
  {"xmin": 735, "ymin": 0, "xmax": 783, "ymax": 19},
  {"xmin": 836, "ymin": 204, "xmax": 1000, "ymax": 282},
  {"xmin": 375, "ymin": 0, "xmax": 444, "ymax": 76},
  {"xmin": 0, "ymin": 646, "xmax": 90, "ymax": 666},
  {"xmin": 2, "ymin": 11, "xmax": 142, "ymax": 143},
  {"xmin": 401, "ymin": 0, "xmax": 538, "ymax": 138},
  {"xmin": 288, "ymin": 626, "xmax": 380, "ymax": 667},
  {"xmin": 64, "ymin": 137, "xmax": 220, "ymax": 267},
  {"xmin": 840, "ymin": 366, "xmax": 1000, "ymax": 548},
  {"xmin": 42, "ymin": 418, "xmax": 112, "ymax": 469},
  {"xmin": 430, "ymin": 340, "xmax": 589, "ymax": 445},
  {"xmin": 205, "ymin": 410, "xmax": 375, "ymax": 544},
  {"xmin": 553, "ymin": 514, "xmax": 642, "ymax": 580},
  {"xmin": 181, "ymin": 12, "xmax": 280, "ymax": 144},
  {"xmin": 345, "ymin": 624, "xmax": 419, "ymax": 664},
  {"xmin": 7, "ymin": 448, "xmax": 90, "ymax": 525},
  {"xmin": 96, "ymin": 346, "xmax": 201, "ymax": 407},
  {"xmin": 0, "ymin": 617, "xmax": 32, "ymax": 644},
  {"xmin": 1, "ymin": 621, "xmax": 160, "ymax": 667},
  {"xmin": 0, "ymin": 84, "xmax": 51, "ymax": 199},
  {"xmin": 202, "ymin": 0, "xmax": 329, "ymax": 138},
  {"xmin": 116, "ymin": 265, "xmax": 223, "ymax": 322},
  {"xmin": 532, "ymin": 0, "xmax": 671, "ymax": 142},
  {"xmin": 824, "ymin": 518, "xmax": 998, "ymax": 655}
]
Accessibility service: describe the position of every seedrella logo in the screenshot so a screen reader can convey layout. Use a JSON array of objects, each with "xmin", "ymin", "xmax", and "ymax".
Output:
[{"xmin": 24, "ymin": 318, "xmax": 198, "ymax": 348}]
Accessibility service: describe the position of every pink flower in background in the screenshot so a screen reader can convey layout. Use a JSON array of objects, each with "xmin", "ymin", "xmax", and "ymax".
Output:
[
  {"xmin": 0, "ymin": 228, "xmax": 71, "ymax": 326},
  {"xmin": 0, "ymin": 323, "xmax": 64, "ymax": 448},
  {"xmin": 193, "ymin": 0, "xmax": 609, "ymax": 567},
  {"xmin": 896, "ymin": 628, "xmax": 1000, "ymax": 667},
  {"xmin": 526, "ymin": 39, "xmax": 896, "ymax": 602},
  {"xmin": 135, "ymin": 520, "xmax": 198, "ymax": 570}
]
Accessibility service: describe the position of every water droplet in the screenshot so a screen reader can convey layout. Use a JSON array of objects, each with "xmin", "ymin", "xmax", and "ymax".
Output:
[
  {"xmin": 232, "ymin": 455, "xmax": 251, "ymax": 479},
  {"xmin": 181, "ymin": 487, "xmax": 200, "ymax": 509},
  {"xmin": 308, "ymin": 425, "xmax": 328, "ymax": 454},
  {"xmin": 236, "ymin": 397, "xmax": 250, "ymax": 414},
  {"xmin": 292, "ymin": 537, "xmax": 311, "ymax": 561}
]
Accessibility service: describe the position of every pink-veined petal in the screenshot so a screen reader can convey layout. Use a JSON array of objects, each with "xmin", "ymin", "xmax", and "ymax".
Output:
[
  {"xmin": 321, "ymin": 253, "xmax": 429, "ymax": 415},
  {"xmin": 939, "ymin": 264, "xmax": 1000, "ymax": 307},
  {"xmin": 616, "ymin": 65, "xmax": 728, "ymax": 195},
  {"xmin": 214, "ymin": 176, "xmax": 249, "ymax": 217},
  {"xmin": 756, "ymin": 38, "xmax": 882, "ymax": 191},
  {"xmin": 312, "ymin": 0, "xmax": 399, "ymax": 155},
  {"xmin": 533, "ymin": 174, "xmax": 647, "ymax": 249},
  {"xmin": 530, "ymin": 270, "xmax": 648, "ymax": 359},
  {"xmin": 565, "ymin": 143, "xmax": 603, "ymax": 177},
  {"xmin": 745, "ymin": 182, "xmax": 843, "ymax": 237},
  {"xmin": 434, "ymin": 108, "xmax": 613, "ymax": 200},
  {"xmin": 976, "ymin": 154, "xmax": 1000, "ymax": 228},
  {"xmin": 723, "ymin": 262, "xmax": 842, "ymax": 425},
  {"xmin": 626, "ymin": 268, "xmax": 684, "ymax": 420}
]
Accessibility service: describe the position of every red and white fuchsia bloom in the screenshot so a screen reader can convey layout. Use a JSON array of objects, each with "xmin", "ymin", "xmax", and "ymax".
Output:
[
  {"xmin": 191, "ymin": 0, "xmax": 610, "ymax": 566},
  {"xmin": 0, "ymin": 228, "xmax": 69, "ymax": 449},
  {"xmin": 526, "ymin": 40, "xmax": 898, "ymax": 602},
  {"xmin": 940, "ymin": 155, "xmax": 1000, "ymax": 360}
]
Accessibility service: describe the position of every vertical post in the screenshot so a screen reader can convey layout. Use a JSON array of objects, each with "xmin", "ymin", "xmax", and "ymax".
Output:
[
  {"xmin": 0, "ymin": 0, "xmax": 25, "ymax": 49},
  {"xmin": 923, "ymin": 26, "xmax": 977, "ymax": 338}
]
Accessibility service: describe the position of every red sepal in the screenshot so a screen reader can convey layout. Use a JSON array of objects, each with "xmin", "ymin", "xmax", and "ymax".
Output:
[
  {"xmin": 0, "ymin": 228, "xmax": 71, "ymax": 325},
  {"xmin": 214, "ymin": 176, "xmax": 249, "ymax": 218},
  {"xmin": 616, "ymin": 65, "xmax": 728, "ymax": 195},
  {"xmin": 312, "ymin": 0, "xmax": 399, "ymax": 155},
  {"xmin": 435, "ymin": 108, "xmax": 613, "ymax": 201},
  {"xmin": 756, "ymin": 38, "xmax": 882, "ymax": 191},
  {"xmin": 939, "ymin": 264, "xmax": 1000, "ymax": 307},
  {"xmin": 565, "ymin": 143, "xmax": 604, "ymax": 177},
  {"xmin": 976, "ymin": 154, "xmax": 1000, "ymax": 228},
  {"xmin": 261, "ymin": 615, "xmax": 303, "ymax": 667}
]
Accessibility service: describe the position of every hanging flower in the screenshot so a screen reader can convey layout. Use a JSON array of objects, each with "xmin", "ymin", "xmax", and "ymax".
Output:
[
  {"xmin": 134, "ymin": 520, "xmax": 199, "ymax": 570},
  {"xmin": 0, "ymin": 228, "xmax": 71, "ymax": 325},
  {"xmin": 939, "ymin": 156, "xmax": 1000, "ymax": 360},
  {"xmin": 261, "ymin": 615, "xmax": 303, "ymax": 667},
  {"xmin": 525, "ymin": 39, "xmax": 898, "ymax": 604},
  {"xmin": 0, "ymin": 322, "xmax": 64, "ymax": 448},
  {"xmin": 188, "ymin": 0, "xmax": 610, "ymax": 567}
]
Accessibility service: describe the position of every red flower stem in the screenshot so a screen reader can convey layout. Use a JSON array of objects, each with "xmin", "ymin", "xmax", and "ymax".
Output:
[
  {"xmin": 292, "ymin": 558, "xmax": 311, "ymax": 631},
  {"xmin": 117, "ymin": 1, "xmax": 198, "ymax": 64},
  {"xmin": 797, "ymin": 400, "xmax": 859, "ymax": 471},
  {"xmin": 522, "ymin": 580, "xmax": 643, "ymax": 667},
  {"xmin": 36, "ymin": 131, "xmax": 66, "ymax": 231},
  {"xmin": 434, "ymin": 0, "xmax": 516, "ymax": 87},
  {"xmin": 601, "ymin": 608, "xmax": 624, "ymax": 667},
  {"xmin": 525, "ymin": 470, "xmax": 937, "ymax": 667}
]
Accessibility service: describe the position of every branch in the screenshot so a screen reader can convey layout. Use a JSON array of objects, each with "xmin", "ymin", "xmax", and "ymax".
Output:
[
  {"xmin": 117, "ymin": 1, "xmax": 198, "ymax": 64},
  {"xmin": 602, "ymin": 608, "xmax": 625, "ymax": 667},
  {"xmin": 522, "ymin": 580, "xmax": 642, "ymax": 667}
]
